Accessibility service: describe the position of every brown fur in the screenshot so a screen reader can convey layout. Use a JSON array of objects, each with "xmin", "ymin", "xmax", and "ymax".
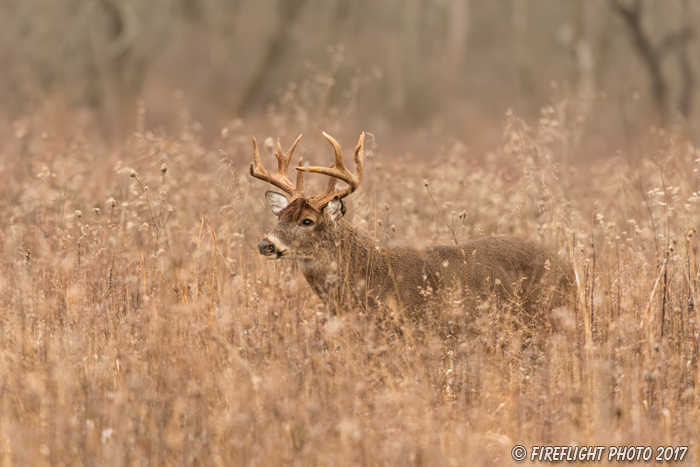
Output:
[
  {"xmin": 278, "ymin": 198, "xmax": 312, "ymax": 223},
  {"xmin": 261, "ymin": 198, "xmax": 576, "ymax": 321}
]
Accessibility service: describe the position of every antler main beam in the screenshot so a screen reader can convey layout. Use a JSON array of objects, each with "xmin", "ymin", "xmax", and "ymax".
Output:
[
  {"xmin": 250, "ymin": 132, "xmax": 365, "ymax": 210},
  {"xmin": 250, "ymin": 134, "xmax": 304, "ymax": 198},
  {"xmin": 297, "ymin": 132, "xmax": 365, "ymax": 210}
]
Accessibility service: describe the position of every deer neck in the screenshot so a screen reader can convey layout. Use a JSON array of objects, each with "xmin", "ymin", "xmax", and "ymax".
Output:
[{"xmin": 298, "ymin": 221, "xmax": 379, "ymax": 297}]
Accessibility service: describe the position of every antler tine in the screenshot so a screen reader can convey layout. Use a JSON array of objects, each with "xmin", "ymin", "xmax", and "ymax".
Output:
[
  {"xmin": 297, "ymin": 132, "xmax": 365, "ymax": 210},
  {"xmin": 274, "ymin": 139, "xmax": 290, "ymax": 175},
  {"xmin": 249, "ymin": 134, "xmax": 304, "ymax": 198},
  {"xmin": 275, "ymin": 133, "xmax": 303, "ymax": 174},
  {"xmin": 323, "ymin": 132, "xmax": 346, "ymax": 171},
  {"xmin": 279, "ymin": 135, "xmax": 305, "ymax": 198},
  {"xmin": 313, "ymin": 163, "xmax": 338, "ymax": 201},
  {"xmin": 251, "ymin": 135, "xmax": 263, "ymax": 173},
  {"xmin": 294, "ymin": 158, "xmax": 304, "ymax": 194},
  {"xmin": 352, "ymin": 132, "xmax": 365, "ymax": 184}
]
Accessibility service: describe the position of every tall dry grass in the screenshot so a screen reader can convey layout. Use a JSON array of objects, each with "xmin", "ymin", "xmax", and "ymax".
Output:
[{"xmin": 0, "ymin": 95, "xmax": 699, "ymax": 466}]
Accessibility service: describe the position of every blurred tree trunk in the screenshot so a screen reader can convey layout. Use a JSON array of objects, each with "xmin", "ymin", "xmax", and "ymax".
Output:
[
  {"xmin": 237, "ymin": 0, "xmax": 308, "ymax": 115},
  {"xmin": 400, "ymin": 0, "xmax": 421, "ymax": 116},
  {"xmin": 442, "ymin": 0, "xmax": 469, "ymax": 98},
  {"xmin": 389, "ymin": 0, "xmax": 447, "ymax": 123},
  {"xmin": 677, "ymin": 0, "xmax": 695, "ymax": 122},
  {"xmin": 512, "ymin": 0, "xmax": 534, "ymax": 96},
  {"xmin": 567, "ymin": 0, "xmax": 596, "ymax": 162},
  {"xmin": 610, "ymin": 0, "xmax": 695, "ymax": 127},
  {"xmin": 88, "ymin": 0, "xmax": 175, "ymax": 138},
  {"xmin": 328, "ymin": 0, "xmax": 367, "ymax": 43},
  {"xmin": 610, "ymin": 0, "xmax": 668, "ymax": 125},
  {"xmin": 199, "ymin": 0, "xmax": 245, "ymax": 116}
]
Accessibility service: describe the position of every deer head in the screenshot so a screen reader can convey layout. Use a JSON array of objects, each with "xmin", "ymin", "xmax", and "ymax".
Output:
[{"xmin": 251, "ymin": 132, "xmax": 365, "ymax": 260}]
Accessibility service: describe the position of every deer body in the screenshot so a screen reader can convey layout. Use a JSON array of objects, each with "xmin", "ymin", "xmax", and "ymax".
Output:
[{"xmin": 251, "ymin": 133, "xmax": 576, "ymax": 319}]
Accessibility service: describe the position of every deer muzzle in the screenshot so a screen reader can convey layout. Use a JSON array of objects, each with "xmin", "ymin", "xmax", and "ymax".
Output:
[
  {"xmin": 258, "ymin": 239, "xmax": 276, "ymax": 256},
  {"xmin": 258, "ymin": 234, "xmax": 289, "ymax": 259}
]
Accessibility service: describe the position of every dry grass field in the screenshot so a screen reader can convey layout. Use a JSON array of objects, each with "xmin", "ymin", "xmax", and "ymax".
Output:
[{"xmin": 0, "ymin": 92, "xmax": 699, "ymax": 466}]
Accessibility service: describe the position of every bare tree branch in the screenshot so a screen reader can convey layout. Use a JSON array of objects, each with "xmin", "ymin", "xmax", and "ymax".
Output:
[
  {"xmin": 658, "ymin": 27, "xmax": 694, "ymax": 58},
  {"xmin": 609, "ymin": 0, "xmax": 696, "ymax": 125},
  {"xmin": 237, "ymin": 0, "xmax": 308, "ymax": 115}
]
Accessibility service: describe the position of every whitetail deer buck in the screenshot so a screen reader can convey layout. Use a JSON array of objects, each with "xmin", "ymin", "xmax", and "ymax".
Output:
[{"xmin": 251, "ymin": 133, "xmax": 576, "ymax": 323}]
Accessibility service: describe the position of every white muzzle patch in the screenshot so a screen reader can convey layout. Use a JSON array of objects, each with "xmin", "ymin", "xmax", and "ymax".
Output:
[{"xmin": 266, "ymin": 232, "xmax": 290, "ymax": 260}]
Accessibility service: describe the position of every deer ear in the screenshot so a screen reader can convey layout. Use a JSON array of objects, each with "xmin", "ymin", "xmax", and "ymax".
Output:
[
  {"xmin": 326, "ymin": 196, "xmax": 346, "ymax": 222},
  {"xmin": 265, "ymin": 191, "xmax": 288, "ymax": 215}
]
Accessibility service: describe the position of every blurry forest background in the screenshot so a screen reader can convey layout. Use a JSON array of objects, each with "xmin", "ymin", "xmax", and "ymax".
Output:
[
  {"xmin": 4, "ymin": 2, "xmax": 700, "ymax": 465},
  {"xmin": 1, "ymin": 0, "xmax": 699, "ymax": 156}
]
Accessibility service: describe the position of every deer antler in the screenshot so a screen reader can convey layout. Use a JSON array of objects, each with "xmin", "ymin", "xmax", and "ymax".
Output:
[
  {"xmin": 250, "ymin": 134, "xmax": 304, "ymax": 198},
  {"xmin": 297, "ymin": 132, "xmax": 365, "ymax": 210}
]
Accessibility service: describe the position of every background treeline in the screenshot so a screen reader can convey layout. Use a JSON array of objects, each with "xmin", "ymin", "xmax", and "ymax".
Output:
[{"xmin": 1, "ymin": 0, "xmax": 698, "ymax": 149}]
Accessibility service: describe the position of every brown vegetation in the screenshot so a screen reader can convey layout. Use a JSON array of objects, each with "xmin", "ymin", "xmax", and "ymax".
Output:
[
  {"xmin": 1, "ymin": 97, "xmax": 699, "ymax": 465},
  {"xmin": 1, "ymin": 1, "xmax": 700, "ymax": 465}
]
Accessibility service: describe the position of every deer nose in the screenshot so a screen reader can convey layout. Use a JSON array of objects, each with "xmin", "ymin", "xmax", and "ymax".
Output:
[{"xmin": 258, "ymin": 239, "xmax": 275, "ymax": 255}]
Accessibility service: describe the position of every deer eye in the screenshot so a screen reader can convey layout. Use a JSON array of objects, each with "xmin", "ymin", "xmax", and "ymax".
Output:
[{"xmin": 302, "ymin": 219, "xmax": 314, "ymax": 226}]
